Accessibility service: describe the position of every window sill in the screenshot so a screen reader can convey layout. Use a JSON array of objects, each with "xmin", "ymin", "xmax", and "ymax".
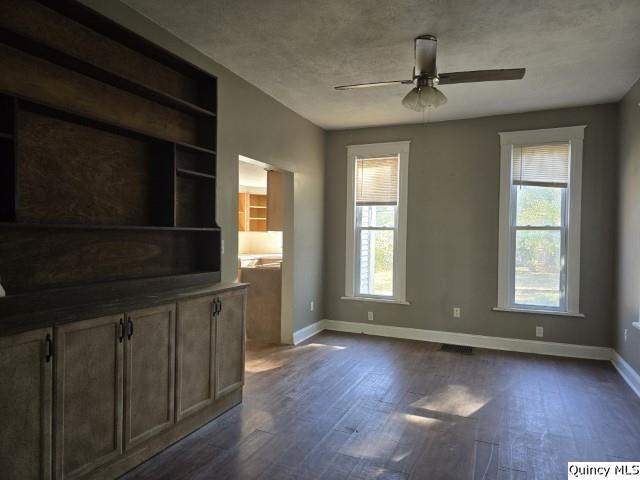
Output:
[
  {"xmin": 341, "ymin": 296, "xmax": 411, "ymax": 305},
  {"xmin": 492, "ymin": 307, "xmax": 585, "ymax": 318}
]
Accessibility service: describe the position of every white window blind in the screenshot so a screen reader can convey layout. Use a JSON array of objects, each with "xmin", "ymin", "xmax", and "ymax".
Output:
[
  {"xmin": 356, "ymin": 156, "xmax": 399, "ymax": 205},
  {"xmin": 511, "ymin": 143, "xmax": 570, "ymax": 187}
]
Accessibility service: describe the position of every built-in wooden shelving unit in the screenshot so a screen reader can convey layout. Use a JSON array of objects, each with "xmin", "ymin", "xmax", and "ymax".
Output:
[{"xmin": 0, "ymin": 0, "xmax": 220, "ymax": 293}]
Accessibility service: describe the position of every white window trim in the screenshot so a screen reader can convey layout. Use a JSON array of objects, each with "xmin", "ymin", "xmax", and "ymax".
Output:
[
  {"xmin": 345, "ymin": 141, "xmax": 410, "ymax": 303},
  {"xmin": 497, "ymin": 126, "xmax": 586, "ymax": 316}
]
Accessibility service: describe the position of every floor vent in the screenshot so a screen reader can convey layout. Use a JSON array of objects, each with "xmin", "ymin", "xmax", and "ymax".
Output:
[{"xmin": 440, "ymin": 344, "xmax": 473, "ymax": 354}]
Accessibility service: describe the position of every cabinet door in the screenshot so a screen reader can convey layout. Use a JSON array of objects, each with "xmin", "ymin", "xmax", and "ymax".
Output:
[
  {"xmin": 0, "ymin": 328, "xmax": 52, "ymax": 480},
  {"xmin": 267, "ymin": 170, "xmax": 284, "ymax": 231},
  {"xmin": 215, "ymin": 289, "xmax": 246, "ymax": 398},
  {"xmin": 124, "ymin": 304, "xmax": 175, "ymax": 450},
  {"xmin": 176, "ymin": 296, "xmax": 216, "ymax": 421},
  {"xmin": 55, "ymin": 316, "xmax": 123, "ymax": 480}
]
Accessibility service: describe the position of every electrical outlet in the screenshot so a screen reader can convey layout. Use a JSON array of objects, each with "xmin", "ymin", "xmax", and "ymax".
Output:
[
  {"xmin": 624, "ymin": 329, "xmax": 628, "ymax": 342},
  {"xmin": 453, "ymin": 307, "xmax": 461, "ymax": 318},
  {"xmin": 310, "ymin": 301, "xmax": 314, "ymax": 312},
  {"xmin": 536, "ymin": 326, "xmax": 543, "ymax": 338},
  {"xmin": 367, "ymin": 311, "xmax": 374, "ymax": 321}
]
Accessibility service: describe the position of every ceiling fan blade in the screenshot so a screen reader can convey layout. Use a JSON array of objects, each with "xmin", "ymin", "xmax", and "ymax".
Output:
[
  {"xmin": 438, "ymin": 68, "xmax": 525, "ymax": 85},
  {"xmin": 334, "ymin": 80, "xmax": 413, "ymax": 90},
  {"xmin": 414, "ymin": 34, "xmax": 438, "ymax": 77}
]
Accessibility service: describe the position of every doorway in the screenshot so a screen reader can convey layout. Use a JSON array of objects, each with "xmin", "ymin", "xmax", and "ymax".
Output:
[{"xmin": 237, "ymin": 155, "xmax": 294, "ymax": 344}]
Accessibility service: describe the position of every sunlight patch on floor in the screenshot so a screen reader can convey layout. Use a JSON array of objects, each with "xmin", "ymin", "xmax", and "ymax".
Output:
[
  {"xmin": 305, "ymin": 343, "xmax": 346, "ymax": 350},
  {"xmin": 410, "ymin": 384, "xmax": 489, "ymax": 417},
  {"xmin": 246, "ymin": 343, "xmax": 345, "ymax": 373},
  {"xmin": 245, "ymin": 360, "xmax": 285, "ymax": 373},
  {"xmin": 399, "ymin": 413, "xmax": 444, "ymax": 427}
]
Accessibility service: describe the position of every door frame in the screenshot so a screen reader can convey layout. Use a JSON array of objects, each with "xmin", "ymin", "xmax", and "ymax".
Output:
[{"xmin": 237, "ymin": 155, "xmax": 294, "ymax": 344}]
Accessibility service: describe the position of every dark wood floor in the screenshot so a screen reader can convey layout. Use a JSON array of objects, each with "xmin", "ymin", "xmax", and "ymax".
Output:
[{"xmin": 122, "ymin": 331, "xmax": 640, "ymax": 480}]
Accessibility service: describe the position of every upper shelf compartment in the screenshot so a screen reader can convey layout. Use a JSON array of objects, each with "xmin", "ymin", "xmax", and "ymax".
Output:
[{"xmin": 0, "ymin": 27, "xmax": 216, "ymax": 119}]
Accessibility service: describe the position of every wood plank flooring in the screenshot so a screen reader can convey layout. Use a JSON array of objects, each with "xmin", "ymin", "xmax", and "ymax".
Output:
[{"xmin": 121, "ymin": 331, "xmax": 640, "ymax": 480}]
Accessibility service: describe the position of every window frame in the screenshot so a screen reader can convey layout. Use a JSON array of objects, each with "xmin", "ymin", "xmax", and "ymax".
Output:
[
  {"xmin": 344, "ymin": 141, "xmax": 410, "ymax": 303},
  {"xmin": 497, "ymin": 126, "xmax": 586, "ymax": 316}
]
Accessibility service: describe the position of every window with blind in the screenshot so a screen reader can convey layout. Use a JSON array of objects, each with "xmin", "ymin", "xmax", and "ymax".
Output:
[
  {"xmin": 497, "ymin": 127, "xmax": 585, "ymax": 316},
  {"xmin": 345, "ymin": 142, "xmax": 410, "ymax": 302}
]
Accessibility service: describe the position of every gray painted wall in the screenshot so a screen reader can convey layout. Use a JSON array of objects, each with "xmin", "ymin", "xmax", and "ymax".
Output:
[
  {"xmin": 616, "ymin": 77, "xmax": 640, "ymax": 370},
  {"xmin": 324, "ymin": 104, "xmax": 618, "ymax": 347},
  {"xmin": 78, "ymin": 0, "xmax": 325, "ymax": 333}
]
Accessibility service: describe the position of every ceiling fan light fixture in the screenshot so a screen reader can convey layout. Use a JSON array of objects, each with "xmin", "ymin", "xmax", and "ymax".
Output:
[
  {"xmin": 419, "ymin": 85, "xmax": 448, "ymax": 109},
  {"xmin": 401, "ymin": 87, "xmax": 422, "ymax": 111},
  {"xmin": 401, "ymin": 85, "xmax": 447, "ymax": 112}
]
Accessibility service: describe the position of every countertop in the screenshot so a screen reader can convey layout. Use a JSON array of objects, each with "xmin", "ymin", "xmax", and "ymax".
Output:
[
  {"xmin": 0, "ymin": 273, "xmax": 248, "ymax": 337},
  {"xmin": 239, "ymin": 254, "xmax": 282, "ymax": 269}
]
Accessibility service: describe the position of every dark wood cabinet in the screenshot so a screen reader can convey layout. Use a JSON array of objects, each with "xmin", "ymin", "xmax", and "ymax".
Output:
[
  {"xmin": 0, "ymin": 327, "xmax": 52, "ymax": 480},
  {"xmin": 124, "ymin": 304, "xmax": 176, "ymax": 450},
  {"xmin": 0, "ymin": 283, "xmax": 246, "ymax": 480},
  {"xmin": 176, "ymin": 296, "xmax": 216, "ymax": 421},
  {"xmin": 216, "ymin": 290, "xmax": 246, "ymax": 397},
  {"xmin": 54, "ymin": 315, "xmax": 123, "ymax": 480}
]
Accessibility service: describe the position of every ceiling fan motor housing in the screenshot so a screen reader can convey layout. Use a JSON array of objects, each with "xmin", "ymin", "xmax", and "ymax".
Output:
[{"xmin": 414, "ymin": 34, "xmax": 438, "ymax": 79}]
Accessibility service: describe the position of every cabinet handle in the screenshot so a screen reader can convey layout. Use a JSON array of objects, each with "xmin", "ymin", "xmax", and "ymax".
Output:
[
  {"xmin": 118, "ymin": 318, "xmax": 125, "ymax": 343},
  {"xmin": 217, "ymin": 299, "xmax": 222, "ymax": 315},
  {"xmin": 212, "ymin": 298, "xmax": 218, "ymax": 317},
  {"xmin": 127, "ymin": 318, "xmax": 134, "ymax": 340},
  {"xmin": 45, "ymin": 334, "xmax": 53, "ymax": 363}
]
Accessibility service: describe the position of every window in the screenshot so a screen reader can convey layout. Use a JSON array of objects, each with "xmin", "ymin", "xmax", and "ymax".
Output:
[
  {"xmin": 497, "ymin": 126, "xmax": 585, "ymax": 316},
  {"xmin": 344, "ymin": 142, "xmax": 409, "ymax": 303}
]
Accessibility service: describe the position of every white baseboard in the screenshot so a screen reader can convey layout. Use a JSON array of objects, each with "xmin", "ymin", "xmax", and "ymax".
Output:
[
  {"xmin": 321, "ymin": 319, "xmax": 612, "ymax": 360},
  {"xmin": 292, "ymin": 319, "xmax": 640, "ymax": 399},
  {"xmin": 611, "ymin": 350, "xmax": 640, "ymax": 398},
  {"xmin": 292, "ymin": 320, "xmax": 327, "ymax": 345}
]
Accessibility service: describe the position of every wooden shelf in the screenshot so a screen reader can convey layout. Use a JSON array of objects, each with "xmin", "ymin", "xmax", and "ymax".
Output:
[
  {"xmin": 249, "ymin": 217, "xmax": 267, "ymax": 221},
  {"xmin": 175, "ymin": 142, "xmax": 216, "ymax": 157},
  {"xmin": 0, "ymin": 27, "xmax": 217, "ymax": 119},
  {"xmin": 176, "ymin": 168, "xmax": 215, "ymax": 180},
  {"xmin": 249, "ymin": 206, "xmax": 267, "ymax": 209},
  {"xmin": 0, "ymin": 222, "xmax": 220, "ymax": 232},
  {"xmin": 8, "ymin": 91, "xmax": 216, "ymax": 156}
]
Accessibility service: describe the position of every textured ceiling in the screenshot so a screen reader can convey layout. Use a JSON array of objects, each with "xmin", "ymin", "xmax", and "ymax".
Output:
[{"xmin": 122, "ymin": 0, "xmax": 640, "ymax": 129}]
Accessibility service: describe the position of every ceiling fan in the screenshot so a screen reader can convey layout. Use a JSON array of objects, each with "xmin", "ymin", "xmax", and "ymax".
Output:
[{"xmin": 334, "ymin": 34, "xmax": 526, "ymax": 112}]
